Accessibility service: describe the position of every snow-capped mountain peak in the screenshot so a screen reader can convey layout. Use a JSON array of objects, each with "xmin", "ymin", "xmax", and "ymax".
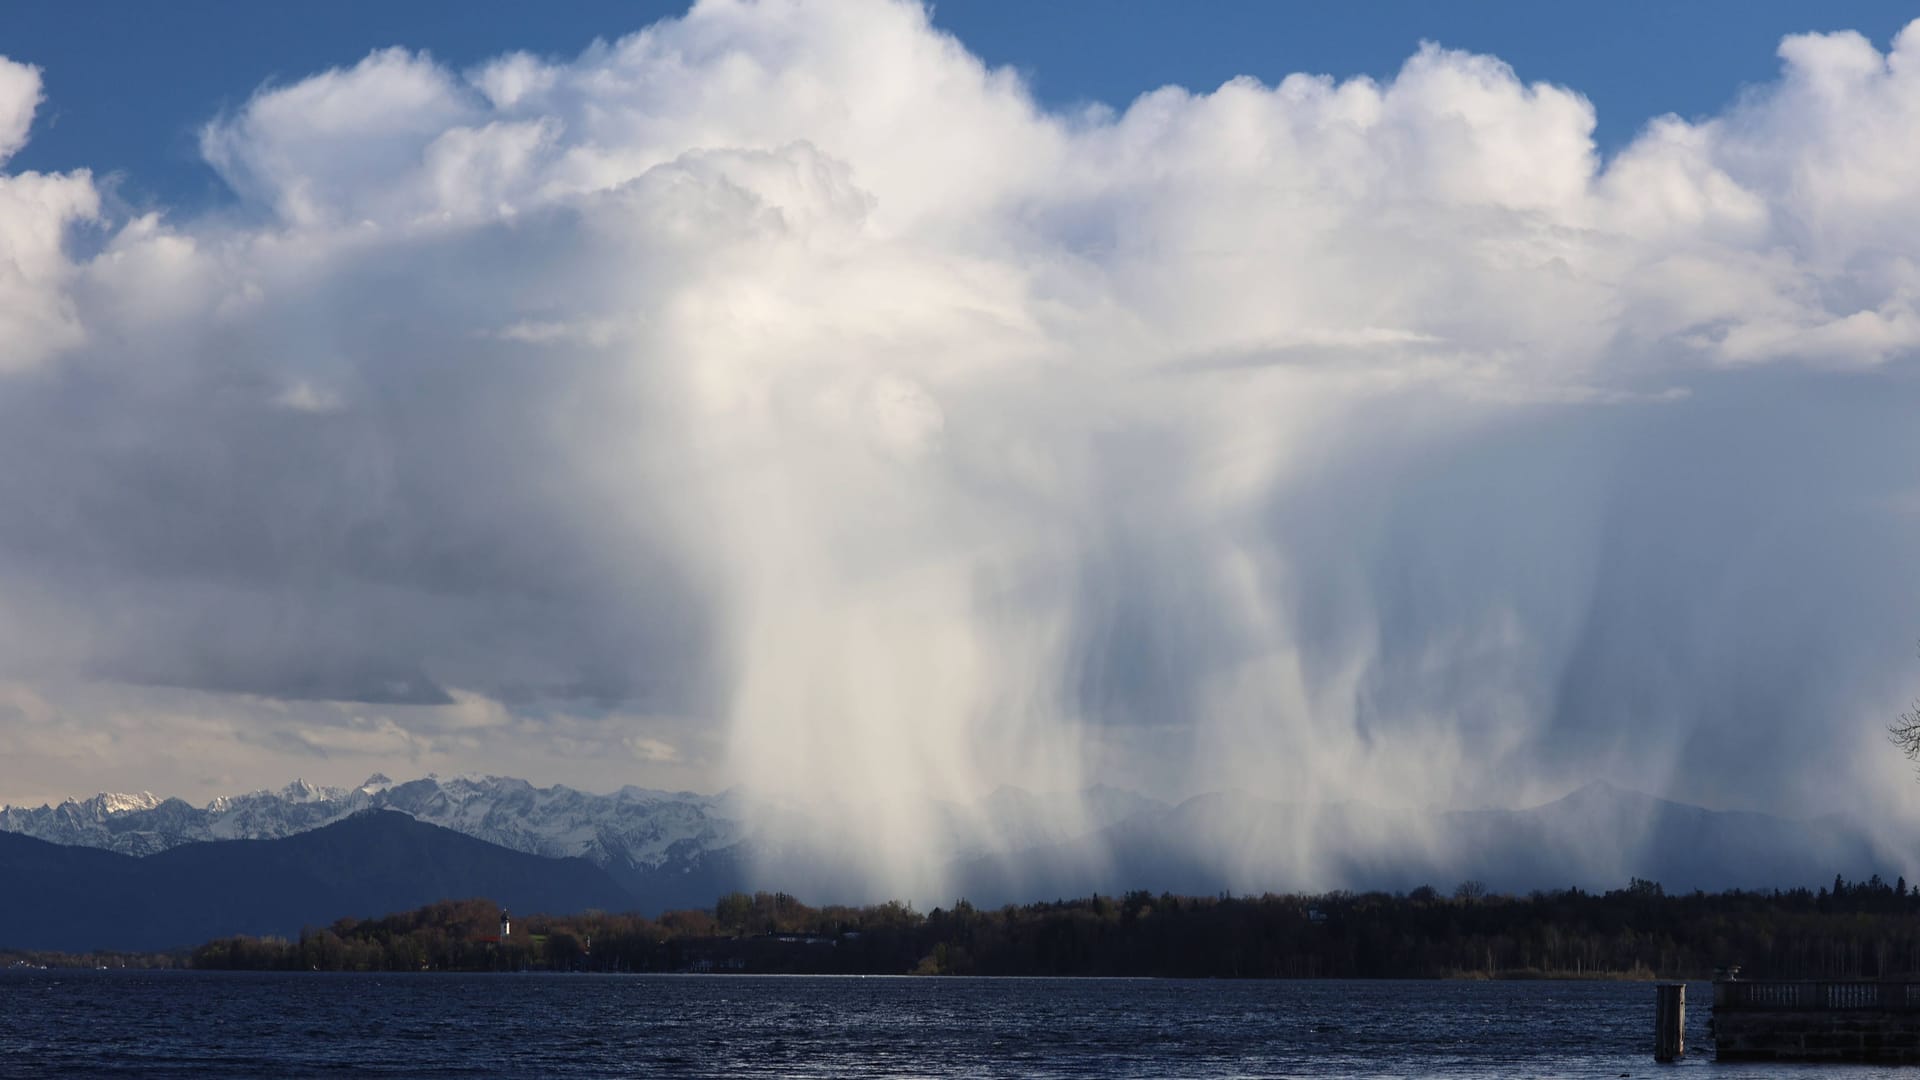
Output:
[
  {"xmin": 277, "ymin": 778, "xmax": 336, "ymax": 804},
  {"xmin": 0, "ymin": 774, "xmax": 749, "ymax": 879},
  {"xmin": 0, "ymin": 773, "xmax": 1171, "ymax": 908},
  {"xmin": 92, "ymin": 791, "xmax": 162, "ymax": 815}
]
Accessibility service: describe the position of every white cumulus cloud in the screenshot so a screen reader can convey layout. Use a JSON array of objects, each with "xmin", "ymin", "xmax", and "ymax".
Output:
[{"xmin": 0, "ymin": 56, "xmax": 98, "ymax": 373}]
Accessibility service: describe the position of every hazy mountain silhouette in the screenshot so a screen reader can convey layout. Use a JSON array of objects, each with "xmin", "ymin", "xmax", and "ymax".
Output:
[
  {"xmin": 943, "ymin": 781, "xmax": 1901, "ymax": 906},
  {"xmin": 0, "ymin": 810, "xmax": 632, "ymax": 952}
]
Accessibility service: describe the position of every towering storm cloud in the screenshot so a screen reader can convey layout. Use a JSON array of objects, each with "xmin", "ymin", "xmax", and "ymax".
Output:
[{"xmin": 1, "ymin": 1, "xmax": 1919, "ymax": 891}]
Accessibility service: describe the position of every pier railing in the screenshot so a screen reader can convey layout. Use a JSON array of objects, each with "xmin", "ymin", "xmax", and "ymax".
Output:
[{"xmin": 1716, "ymin": 980, "xmax": 1920, "ymax": 1012}]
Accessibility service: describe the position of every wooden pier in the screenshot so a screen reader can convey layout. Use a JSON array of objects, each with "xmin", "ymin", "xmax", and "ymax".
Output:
[
  {"xmin": 1653, "ymin": 983, "xmax": 1684, "ymax": 1061},
  {"xmin": 1714, "ymin": 979, "xmax": 1920, "ymax": 1062}
]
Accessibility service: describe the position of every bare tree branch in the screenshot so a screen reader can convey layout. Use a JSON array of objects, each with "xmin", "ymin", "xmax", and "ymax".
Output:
[{"xmin": 1890, "ymin": 641, "xmax": 1920, "ymax": 769}]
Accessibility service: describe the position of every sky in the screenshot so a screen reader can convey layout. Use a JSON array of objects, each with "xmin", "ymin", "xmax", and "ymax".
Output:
[
  {"xmin": 6, "ymin": 0, "xmax": 1919, "ymax": 207},
  {"xmin": 1, "ymin": 0, "xmax": 1919, "ymax": 878}
]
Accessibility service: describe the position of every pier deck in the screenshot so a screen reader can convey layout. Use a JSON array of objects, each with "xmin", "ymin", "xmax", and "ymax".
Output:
[{"xmin": 1714, "ymin": 980, "xmax": 1920, "ymax": 1062}]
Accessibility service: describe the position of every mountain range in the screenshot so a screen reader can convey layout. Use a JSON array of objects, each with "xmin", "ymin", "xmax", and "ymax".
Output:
[
  {"xmin": 0, "ymin": 811, "xmax": 630, "ymax": 952},
  {"xmin": 2, "ymin": 774, "xmax": 1912, "ymax": 952},
  {"xmin": 945, "ymin": 781, "xmax": 1907, "ymax": 902},
  {"xmin": 0, "ymin": 774, "xmax": 750, "ymax": 908},
  {"xmin": 0, "ymin": 773, "xmax": 1167, "ymax": 911}
]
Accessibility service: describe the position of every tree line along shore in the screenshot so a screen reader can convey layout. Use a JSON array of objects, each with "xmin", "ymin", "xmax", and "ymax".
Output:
[{"xmin": 10, "ymin": 875, "xmax": 1920, "ymax": 979}]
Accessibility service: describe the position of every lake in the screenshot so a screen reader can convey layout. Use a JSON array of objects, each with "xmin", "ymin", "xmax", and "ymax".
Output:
[{"xmin": 0, "ymin": 971, "xmax": 1891, "ymax": 1077}]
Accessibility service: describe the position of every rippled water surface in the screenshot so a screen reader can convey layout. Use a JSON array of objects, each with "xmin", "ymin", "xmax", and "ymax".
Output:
[{"xmin": 0, "ymin": 971, "xmax": 1892, "ymax": 1078}]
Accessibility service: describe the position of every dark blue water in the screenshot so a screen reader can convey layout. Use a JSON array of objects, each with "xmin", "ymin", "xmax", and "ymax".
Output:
[{"xmin": 0, "ymin": 972, "xmax": 1885, "ymax": 1078}]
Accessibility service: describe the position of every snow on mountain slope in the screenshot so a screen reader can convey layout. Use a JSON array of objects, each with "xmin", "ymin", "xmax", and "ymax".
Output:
[
  {"xmin": 0, "ymin": 774, "xmax": 746, "ymax": 874},
  {"xmin": 2, "ymin": 775, "xmax": 1894, "ymax": 903},
  {"xmin": 0, "ymin": 774, "xmax": 1155, "ymax": 886},
  {"xmin": 97, "ymin": 792, "xmax": 162, "ymax": 814}
]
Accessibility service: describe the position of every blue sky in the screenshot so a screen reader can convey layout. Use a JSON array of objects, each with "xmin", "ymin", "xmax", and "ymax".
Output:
[{"xmin": 3, "ymin": 0, "xmax": 1917, "ymax": 210}]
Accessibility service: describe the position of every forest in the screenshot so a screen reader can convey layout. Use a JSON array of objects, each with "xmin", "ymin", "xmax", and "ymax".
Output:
[{"xmin": 147, "ymin": 874, "xmax": 1920, "ymax": 980}]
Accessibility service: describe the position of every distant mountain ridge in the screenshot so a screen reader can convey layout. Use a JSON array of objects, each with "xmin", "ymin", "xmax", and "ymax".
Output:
[
  {"xmin": 0, "ymin": 773, "xmax": 747, "ymax": 876},
  {"xmin": 0, "ymin": 773, "xmax": 1168, "ymax": 910},
  {"xmin": 944, "ymin": 780, "xmax": 1908, "ymax": 905},
  {"xmin": 0, "ymin": 810, "xmax": 631, "ymax": 952},
  {"xmin": 2, "ymin": 775, "xmax": 1908, "ymax": 915}
]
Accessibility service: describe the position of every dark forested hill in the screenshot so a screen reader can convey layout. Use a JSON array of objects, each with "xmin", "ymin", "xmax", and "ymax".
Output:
[
  {"xmin": 176, "ymin": 875, "xmax": 1920, "ymax": 981},
  {"xmin": 0, "ymin": 810, "xmax": 634, "ymax": 951}
]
